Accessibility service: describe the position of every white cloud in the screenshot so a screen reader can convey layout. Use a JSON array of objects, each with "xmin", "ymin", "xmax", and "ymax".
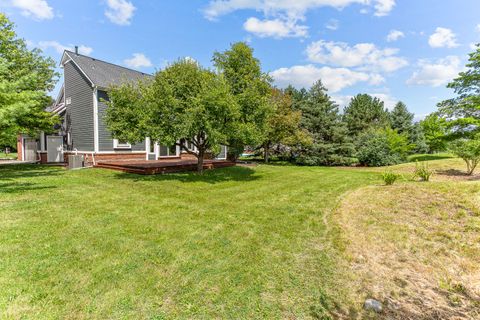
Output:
[
  {"xmin": 370, "ymin": 93, "xmax": 397, "ymax": 109},
  {"xmin": 305, "ymin": 40, "xmax": 408, "ymax": 73},
  {"xmin": 11, "ymin": 0, "xmax": 54, "ymax": 20},
  {"xmin": 373, "ymin": 0, "xmax": 395, "ymax": 16},
  {"xmin": 428, "ymin": 27, "xmax": 459, "ymax": 48},
  {"xmin": 38, "ymin": 41, "xmax": 93, "ymax": 55},
  {"xmin": 104, "ymin": 0, "xmax": 136, "ymax": 26},
  {"xmin": 407, "ymin": 56, "xmax": 462, "ymax": 87},
  {"xmin": 271, "ymin": 64, "xmax": 384, "ymax": 93},
  {"xmin": 476, "ymin": 24, "xmax": 480, "ymax": 33},
  {"xmin": 386, "ymin": 29, "xmax": 404, "ymax": 42},
  {"xmin": 204, "ymin": 0, "xmax": 395, "ymax": 20},
  {"xmin": 204, "ymin": 0, "xmax": 395, "ymax": 38},
  {"xmin": 243, "ymin": 17, "xmax": 308, "ymax": 38},
  {"xmin": 325, "ymin": 19, "xmax": 339, "ymax": 31},
  {"xmin": 124, "ymin": 53, "xmax": 153, "ymax": 68}
]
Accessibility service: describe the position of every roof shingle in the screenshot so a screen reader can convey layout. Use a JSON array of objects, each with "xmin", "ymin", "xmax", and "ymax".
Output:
[{"xmin": 64, "ymin": 50, "xmax": 152, "ymax": 88}]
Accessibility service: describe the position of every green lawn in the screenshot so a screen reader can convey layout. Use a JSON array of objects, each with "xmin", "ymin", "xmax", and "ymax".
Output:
[
  {"xmin": 0, "ymin": 152, "xmax": 17, "ymax": 160},
  {"xmin": 0, "ymin": 164, "xmax": 379, "ymax": 319}
]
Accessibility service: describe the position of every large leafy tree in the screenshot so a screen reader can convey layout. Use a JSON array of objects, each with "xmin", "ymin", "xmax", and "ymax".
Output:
[
  {"xmin": 343, "ymin": 94, "xmax": 389, "ymax": 136},
  {"xmin": 105, "ymin": 59, "xmax": 239, "ymax": 173},
  {"xmin": 262, "ymin": 88, "xmax": 310, "ymax": 163},
  {"xmin": 438, "ymin": 44, "xmax": 480, "ymax": 138},
  {"xmin": 420, "ymin": 112, "xmax": 449, "ymax": 153},
  {"xmin": 297, "ymin": 81, "xmax": 355, "ymax": 166},
  {"xmin": 0, "ymin": 13, "xmax": 58, "ymax": 148},
  {"xmin": 212, "ymin": 42, "xmax": 272, "ymax": 159}
]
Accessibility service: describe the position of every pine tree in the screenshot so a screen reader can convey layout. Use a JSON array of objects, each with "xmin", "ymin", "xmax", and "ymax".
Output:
[
  {"xmin": 390, "ymin": 102, "xmax": 414, "ymax": 134},
  {"xmin": 297, "ymin": 81, "xmax": 354, "ymax": 166},
  {"xmin": 343, "ymin": 94, "xmax": 389, "ymax": 136},
  {"xmin": 389, "ymin": 101, "xmax": 428, "ymax": 153}
]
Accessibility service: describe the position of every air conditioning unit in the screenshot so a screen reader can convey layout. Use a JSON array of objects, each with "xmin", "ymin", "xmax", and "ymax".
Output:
[{"xmin": 68, "ymin": 155, "xmax": 84, "ymax": 170}]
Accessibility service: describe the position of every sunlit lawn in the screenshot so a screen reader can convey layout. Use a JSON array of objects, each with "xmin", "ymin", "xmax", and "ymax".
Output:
[{"xmin": 0, "ymin": 164, "xmax": 378, "ymax": 319}]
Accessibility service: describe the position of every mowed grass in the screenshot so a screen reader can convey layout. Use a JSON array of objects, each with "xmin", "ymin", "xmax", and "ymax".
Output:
[
  {"xmin": 0, "ymin": 164, "xmax": 378, "ymax": 319},
  {"xmin": 335, "ymin": 159, "xmax": 480, "ymax": 319}
]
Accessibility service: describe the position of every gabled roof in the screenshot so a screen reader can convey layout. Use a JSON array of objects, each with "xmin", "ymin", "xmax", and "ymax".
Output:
[{"xmin": 61, "ymin": 50, "xmax": 152, "ymax": 89}]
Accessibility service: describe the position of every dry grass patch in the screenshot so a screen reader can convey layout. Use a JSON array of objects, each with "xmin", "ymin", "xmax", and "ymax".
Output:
[
  {"xmin": 374, "ymin": 158, "xmax": 480, "ymax": 182},
  {"xmin": 336, "ymin": 182, "xmax": 480, "ymax": 319}
]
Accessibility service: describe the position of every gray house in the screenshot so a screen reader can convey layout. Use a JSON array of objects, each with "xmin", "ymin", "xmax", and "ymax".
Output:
[{"xmin": 17, "ymin": 49, "xmax": 227, "ymax": 165}]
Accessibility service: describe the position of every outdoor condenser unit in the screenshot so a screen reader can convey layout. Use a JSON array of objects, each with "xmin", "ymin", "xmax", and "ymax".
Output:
[{"xmin": 68, "ymin": 155, "xmax": 84, "ymax": 170}]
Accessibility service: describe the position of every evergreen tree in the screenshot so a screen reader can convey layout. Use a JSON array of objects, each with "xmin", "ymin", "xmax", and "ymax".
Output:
[
  {"xmin": 389, "ymin": 102, "xmax": 414, "ymax": 134},
  {"xmin": 389, "ymin": 101, "xmax": 428, "ymax": 153},
  {"xmin": 438, "ymin": 44, "xmax": 480, "ymax": 139},
  {"xmin": 343, "ymin": 94, "xmax": 389, "ymax": 136},
  {"xmin": 296, "ymin": 81, "xmax": 354, "ymax": 166}
]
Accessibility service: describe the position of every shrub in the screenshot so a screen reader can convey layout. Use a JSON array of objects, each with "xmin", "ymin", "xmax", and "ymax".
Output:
[
  {"xmin": 355, "ymin": 128, "xmax": 414, "ymax": 167},
  {"xmin": 450, "ymin": 137, "xmax": 480, "ymax": 175},
  {"xmin": 382, "ymin": 170, "xmax": 400, "ymax": 185},
  {"xmin": 414, "ymin": 161, "xmax": 433, "ymax": 181}
]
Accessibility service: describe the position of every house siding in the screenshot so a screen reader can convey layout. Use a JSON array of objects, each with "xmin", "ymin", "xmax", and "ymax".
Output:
[
  {"xmin": 64, "ymin": 61, "xmax": 94, "ymax": 151},
  {"xmin": 97, "ymin": 90, "xmax": 145, "ymax": 152}
]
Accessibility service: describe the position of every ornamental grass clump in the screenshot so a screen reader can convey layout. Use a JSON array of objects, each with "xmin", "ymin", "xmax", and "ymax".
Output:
[
  {"xmin": 414, "ymin": 161, "xmax": 434, "ymax": 182},
  {"xmin": 382, "ymin": 170, "xmax": 400, "ymax": 185}
]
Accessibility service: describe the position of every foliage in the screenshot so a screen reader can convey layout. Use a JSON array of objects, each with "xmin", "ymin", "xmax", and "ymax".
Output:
[
  {"xmin": 382, "ymin": 170, "xmax": 401, "ymax": 185},
  {"xmin": 262, "ymin": 88, "xmax": 311, "ymax": 163},
  {"xmin": 410, "ymin": 123, "xmax": 429, "ymax": 154},
  {"xmin": 106, "ymin": 59, "xmax": 239, "ymax": 173},
  {"xmin": 0, "ymin": 13, "xmax": 59, "ymax": 146},
  {"xmin": 437, "ymin": 44, "xmax": 480, "ymax": 139},
  {"xmin": 294, "ymin": 81, "xmax": 355, "ymax": 166},
  {"xmin": 355, "ymin": 128, "xmax": 413, "ymax": 167},
  {"xmin": 343, "ymin": 94, "xmax": 389, "ymax": 136},
  {"xmin": 449, "ymin": 136, "xmax": 480, "ymax": 175},
  {"xmin": 389, "ymin": 102, "xmax": 414, "ymax": 134},
  {"xmin": 414, "ymin": 161, "xmax": 433, "ymax": 181},
  {"xmin": 212, "ymin": 42, "xmax": 272, "ymax": 159},
  {"xmin": 420, "ymin": 112, "xmax": 449, "ymax": 152},
  {"xmin": 389, "ymin": 102, "xmax": 428, "ymax": 153}
]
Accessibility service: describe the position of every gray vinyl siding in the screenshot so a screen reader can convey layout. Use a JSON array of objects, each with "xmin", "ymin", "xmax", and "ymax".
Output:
[
  {"xmin": 64, "ymin": 62, "xmax": 94, "ymax": 151},
  {"xmin": 97, "ymin": 90, "xmax": 145, "ymax": 152}
]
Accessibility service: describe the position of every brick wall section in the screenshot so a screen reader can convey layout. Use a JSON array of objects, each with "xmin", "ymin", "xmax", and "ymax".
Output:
[{"xmin": 39, "ymin": 152, "xmax": 47, "ymax": 164}]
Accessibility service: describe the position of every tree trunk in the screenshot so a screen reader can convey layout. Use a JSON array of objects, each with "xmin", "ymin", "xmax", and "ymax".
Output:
[
  {"xmin": 264, "ymin": 142, "xmax": 270, "ymax": 163},
  {"xmin": 197, "ymin": 149, "xmax": 205, "ymax": 174}
]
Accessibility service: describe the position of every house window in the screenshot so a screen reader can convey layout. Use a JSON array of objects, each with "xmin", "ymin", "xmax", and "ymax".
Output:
[
  {"xmin": 113, "ymin": 139, "xmax": 131, "ymax": 149},
  {"xmin": 66, "ymin": 97, "xmax": 72, "ymax": 105},
  {"xmin": 158, "ymin": 145, "xmax": 178, "ymax": 157}
]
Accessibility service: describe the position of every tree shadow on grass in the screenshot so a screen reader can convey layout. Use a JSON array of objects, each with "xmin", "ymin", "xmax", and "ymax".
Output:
[
  {"xmin": 113, "ymin": 166, "xmax": 261, "ymax": 184},
  {"xmin": 0, "ymin": 164, "xmax": 62, "ymax": 194},
  {"xmin": 408, "ymin": 154, "xmax": 454, "ymax": 162},
  {"xmin": 435, "ymin": 169, "xmax": 480, "ymax": 181}
]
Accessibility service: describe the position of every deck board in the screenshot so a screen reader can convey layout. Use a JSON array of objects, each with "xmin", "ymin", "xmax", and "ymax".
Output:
[{"xmin": 94, "ymin": 159, "xmax": 235, "ymax": 175}]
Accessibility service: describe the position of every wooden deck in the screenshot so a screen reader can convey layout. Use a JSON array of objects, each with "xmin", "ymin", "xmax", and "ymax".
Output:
[{"xmin": 94, "ymin": 159, "xmax": 235, "ymax": 175}]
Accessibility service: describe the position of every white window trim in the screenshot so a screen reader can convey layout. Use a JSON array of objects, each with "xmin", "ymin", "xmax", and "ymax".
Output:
[{"xmin": 113, "ymin": 139, "xmax": 132, "ymax": 149}]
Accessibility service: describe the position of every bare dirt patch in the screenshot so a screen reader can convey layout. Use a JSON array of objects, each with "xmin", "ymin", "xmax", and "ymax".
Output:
[{"xmin": 335, "ymin": 182, "xmax": 480, "ymax": 319}]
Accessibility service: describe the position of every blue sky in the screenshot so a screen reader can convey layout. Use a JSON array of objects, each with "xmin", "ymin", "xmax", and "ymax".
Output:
[{"xmin": 2, "ymin": 0, "xmax": 480, "ymax": 118}]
